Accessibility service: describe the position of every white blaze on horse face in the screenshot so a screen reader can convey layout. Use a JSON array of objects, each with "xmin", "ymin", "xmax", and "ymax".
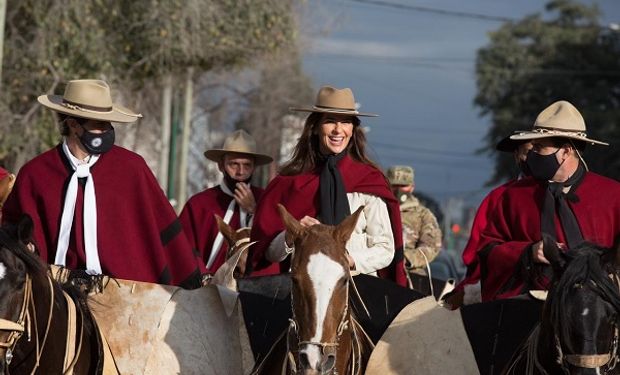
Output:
[
  {"xmin": 0, "ymin": 262, "xmax": 5, "ymax": 280},
  {"xmin": 582, "ymin": 308, "xmax": 589, "ymax": 316},
  {"xmin": 302, "ymin": 252, "xmax": 345, "ymax": 369}
]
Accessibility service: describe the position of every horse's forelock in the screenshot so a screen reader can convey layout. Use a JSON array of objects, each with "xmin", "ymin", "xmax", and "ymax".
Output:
[{"xmin": 548, "ymin": 242, "xmax": 620, "ymax": 355}]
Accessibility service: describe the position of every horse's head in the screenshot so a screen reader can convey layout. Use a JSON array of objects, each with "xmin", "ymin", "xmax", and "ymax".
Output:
[
  {"xmin": 0, "ymin": 215, "xmax": 38, "ymax": 373},
  {"xmin": 543, "ymin": 237, "xmax": 620, "ymax": 374},
  {"xmin": 214, "ymin": 215, "xmax": 252, "ymax": 279},
  {"xmin": 278, "ymin": 204, "xmax": 363, "ymax": 375}
]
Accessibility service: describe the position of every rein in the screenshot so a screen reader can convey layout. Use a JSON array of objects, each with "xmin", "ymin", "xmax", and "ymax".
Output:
[{"xmin": 0, "ymin": 274, "xmax": 55, "ymax": 375}]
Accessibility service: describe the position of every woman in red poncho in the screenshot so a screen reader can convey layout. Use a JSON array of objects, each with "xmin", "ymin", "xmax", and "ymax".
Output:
[{"xmin": 248, "ymin": 85, "xmax": 407, "ymax": 287}]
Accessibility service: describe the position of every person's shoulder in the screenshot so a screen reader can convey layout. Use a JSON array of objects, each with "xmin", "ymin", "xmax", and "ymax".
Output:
[
  {"xmin": 583, "ymin": 172, "xmax": 620, "ymax": 190},
  {"xmin": 185, "ymin": 185, "xmax": 221, "ymax": 205},
  {"xmin": 104, "ymin": 145, "xmax": 146, "ymax": 166},
  {"xmin": 18, "ymin": 146, "xmax": 62, "ymax": 174}
]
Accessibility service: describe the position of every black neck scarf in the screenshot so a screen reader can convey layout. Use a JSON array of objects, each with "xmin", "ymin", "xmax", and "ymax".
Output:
[
  {"xmin": 318, "ymin": 151, "xmax": 350, "ymax": 225},
  {"xmin": 540, "ymin": 163, "xmax": 586, "ymax": 249}
]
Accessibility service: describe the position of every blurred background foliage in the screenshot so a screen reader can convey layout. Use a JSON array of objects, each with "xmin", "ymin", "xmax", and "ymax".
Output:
[
  {"xmin": 476, "ymin": 0, "xmax": 620, "ymax": 183},
  {"xmin": 0, "ymin": 0, "xmax": 311, "ymax": 177}
]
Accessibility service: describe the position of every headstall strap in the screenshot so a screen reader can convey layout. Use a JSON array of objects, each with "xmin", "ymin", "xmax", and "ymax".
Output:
[
  {"xmin": 558, "ymin": 273, "xmax": 620, "ymax": 371},
  {"xmin": 289, "ymin": 274, "xmax": 351, "ymax": 373},
  {"xmin": 0, "ymin": 274, "xmax": 32, "ymax": 364}
]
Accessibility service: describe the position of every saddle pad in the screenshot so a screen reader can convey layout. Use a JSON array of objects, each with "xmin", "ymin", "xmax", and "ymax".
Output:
[
  {"xmin": 89, "ymin": 279, "xmax": 253, "ymax": 375},
  {"xmin": 365, "ymin": 295, "xmax": 479, "ymax": 374}
]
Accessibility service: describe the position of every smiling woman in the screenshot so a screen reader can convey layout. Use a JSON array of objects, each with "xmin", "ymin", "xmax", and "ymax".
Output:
[{"xmin": 249, "ymin": 85, "xmax": 406, "ymax": 284}]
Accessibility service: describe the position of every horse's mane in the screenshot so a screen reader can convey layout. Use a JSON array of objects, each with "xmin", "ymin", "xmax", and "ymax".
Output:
[
  {"xmin": 547, "ymin": 242, "xmax": 620, "ymax": 353},
  {"xmin": 0, "ymin": 224, "xmax": 97, "ymax": 328}
]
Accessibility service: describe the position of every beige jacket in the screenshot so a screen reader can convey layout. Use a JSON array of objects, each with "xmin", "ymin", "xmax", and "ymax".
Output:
[{"xmin": 266, "ymin": 192, "xmax": 395, "ymax": 275}]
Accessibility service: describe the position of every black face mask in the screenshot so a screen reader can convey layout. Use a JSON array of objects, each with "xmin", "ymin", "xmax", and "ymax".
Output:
[
  {"xmin": 525, "ymin": 149, "xmax": 562, "ymax": 181},
  {"xmin": 223, "ymin": 172, "xmax": 251, "ymax": 192},
  {"xmin": 79, "ymin": 125, "xmax": 115, "ymax": 154}
]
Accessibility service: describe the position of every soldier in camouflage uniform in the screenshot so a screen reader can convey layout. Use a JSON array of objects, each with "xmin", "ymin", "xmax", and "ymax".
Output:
[{"xmin": 387, "ymin": 166, "xmax": 442, "ymax": 271}]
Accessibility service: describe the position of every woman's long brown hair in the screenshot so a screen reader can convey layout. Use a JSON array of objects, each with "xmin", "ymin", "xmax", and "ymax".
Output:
[{"xmin": 279, "ymin": 112, "xmax": 381, "ymax": 176}]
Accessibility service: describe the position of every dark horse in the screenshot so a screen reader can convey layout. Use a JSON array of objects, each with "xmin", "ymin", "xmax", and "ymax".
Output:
[
  {"xmin": 0, "ymin": 216, "xmax": 107, "ymax": 375},
  {"xmin": 503, "ymin": 237, "xmax": 620, "ymax": 375},
  {"xmin": 251, "ymin": 204, "xmax": 374, "ymax": 375}
]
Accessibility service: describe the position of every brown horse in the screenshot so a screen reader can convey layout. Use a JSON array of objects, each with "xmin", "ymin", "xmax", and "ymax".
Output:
[
  {"xmin": 0, "ymin": 215, "xmax": 109, "ymax": 375},
  {"xmin": 252, "ymin": 204, "xmax": 374, "ymax": 375}
]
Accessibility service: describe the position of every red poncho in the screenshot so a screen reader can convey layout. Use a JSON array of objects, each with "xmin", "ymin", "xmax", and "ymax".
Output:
[
  {"xmin": 179, "ymin": 185, "xmax": 263, "ymax": 274},
  {"xmin": 249, "ymin": 155, "xmax": 407, "ymax": 287},
  {"xmin": 478, "ymin": 172, "xmax": 620, "ymax": 301},
  {"xmin": 454, "ymin": 180, "xmax": 516, "ymax": 294},
  {"xmin": 3, "ymin": 145, "xmax": 205, "ymax": 287}
]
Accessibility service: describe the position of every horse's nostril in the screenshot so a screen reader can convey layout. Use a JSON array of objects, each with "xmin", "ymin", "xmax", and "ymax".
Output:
[{"xmin": 321, "ymin": 353, "xmax": 336, "ymax": 372}]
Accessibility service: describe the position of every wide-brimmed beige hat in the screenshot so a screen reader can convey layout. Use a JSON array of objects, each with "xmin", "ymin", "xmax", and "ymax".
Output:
[
  {"xmin": 510, "ymin": 100, "xmax": 608, "ymax": 146},
  {"xmin": 204, "ymin": 130, "xmax": 273, "ymax": 166},
  {"xmin": 290, "ymin": 85, "xmax": 378, "ymax": 117},
  {"xmin": 38, "ymin": 79, "xmax": 142, "ymax": 123}
]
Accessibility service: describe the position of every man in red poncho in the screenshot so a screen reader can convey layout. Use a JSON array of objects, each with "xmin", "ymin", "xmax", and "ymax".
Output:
[
  {"xmin": 444, "ymin": 135, "xmax": 532, "ymax": 309},
  {"xmin": 477, "ymin": 100, "xmax": 620, "ymax": 301},
  {"xmin": 179, "ymin": 129, "xmax": 272, "ymax": 275},
  {"xmin": 3, "ymin": 79, "xmax": 205, "ymax": 288}
]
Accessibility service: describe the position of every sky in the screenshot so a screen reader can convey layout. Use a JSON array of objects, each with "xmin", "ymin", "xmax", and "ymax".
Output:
[{"xmin": 300, "ymin": 0, "xmax": 620, "ymax": 207}]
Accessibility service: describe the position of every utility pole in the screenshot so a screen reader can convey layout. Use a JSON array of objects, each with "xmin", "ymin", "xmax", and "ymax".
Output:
[
  {"xmin": 167, "ymin": 91, "xmax": 181, "ymax": 206},
  {"xmin": 158, "ymin": 75, "xmax": 172, "ymax": 192},
  {"xmin": 177, "ymin": 67, "xmax": 194, "ymax": 210},
  {"xmin": 0, "ymin": 0, "xmax": 7, "ymax": 87}
]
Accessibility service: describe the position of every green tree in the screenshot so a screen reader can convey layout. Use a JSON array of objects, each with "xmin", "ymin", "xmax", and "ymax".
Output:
[
  {"xmin": 0, "ymin": 0, "xmax": 298, "ymax": 171},
  {"xmin": 475, "ymin": 0, "xmax": 620, "ymax": 183}
]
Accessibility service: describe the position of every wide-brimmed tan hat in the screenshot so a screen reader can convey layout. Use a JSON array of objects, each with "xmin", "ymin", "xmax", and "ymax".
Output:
[
  {"xmin": 38, "ymin": 79, "xmax": 142, "ymax": 123},
  {"xmin": 290, "ymin": 85, "xmax": 378, "ymax": 117},
  {"xmin": 204, "ymin": 130, "xmax": 273, "ymax": 166},
  {"xmin": 510, "ymin": 100, "xmax": 608, "ymax": 146}
]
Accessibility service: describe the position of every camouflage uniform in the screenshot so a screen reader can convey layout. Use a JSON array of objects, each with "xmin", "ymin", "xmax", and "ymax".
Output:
[
  {"xmin": 387, "ymin": 165, "xmax": 442, "ymax": 269},
  {"xmin": 399, "ymin": 194, "xmax": 442, "ymax": 268}
]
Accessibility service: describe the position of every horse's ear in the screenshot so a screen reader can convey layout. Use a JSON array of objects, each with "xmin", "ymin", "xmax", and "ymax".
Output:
[
  {"xmin": 334, "ymin": 206, "xmax": 364, "ymax": 244},
  {"xmin": 542, "ymin": 234, "xmax": 566, "ymax": 275},
  {"xmin": 215, "ymin": 214, "xmax": 236, "ymax": 246},
  {"xmin": 277, "ymin": 204, "xmax": 303, "ymax": 241},
  {"xmin": 16, "ymin": 214, "xmax": 34, "ymax": 244}
]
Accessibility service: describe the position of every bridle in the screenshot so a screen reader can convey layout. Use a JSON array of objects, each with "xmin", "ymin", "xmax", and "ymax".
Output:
[
  {"xmin": 555, "ymin": 274, "xmax": 620, "ymax": 373},
  {"xmin": 0, "ymin": 274, "xmax": 32, "ymax": 366},
  {"xmin": 287, "ymin": 275, "xmax": 351, "ymax": 375}
]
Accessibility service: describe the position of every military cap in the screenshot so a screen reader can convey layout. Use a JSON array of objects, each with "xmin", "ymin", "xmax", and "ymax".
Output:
[{"xmin": 387, "ymin": 165, "xmax": 414, "ymax": 186}]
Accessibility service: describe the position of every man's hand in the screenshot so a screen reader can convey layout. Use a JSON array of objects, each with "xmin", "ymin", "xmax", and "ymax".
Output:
[
  {"xmin": 299, "ymin": 216, "xmax": 321, "ymax": 227},
  {"xmin": 532, "ymin": 240, "xmax": 550, "ymax": 264},
  {"xmin": 346, "ymin": 253, "xmax": 356, "ymax": 269},
  {"xmin": 443, "ymin": 289, "xmax": 464, "ymax": 310},
  {"xmin": 234, "ymin": 182, "xmax": 256, "ymax": 214}
]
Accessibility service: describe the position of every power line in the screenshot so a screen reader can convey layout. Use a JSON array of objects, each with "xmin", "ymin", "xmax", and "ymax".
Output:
[
  {"xmin": 372, "ymin": 141, "xmax": 488, "ymax": 159},
  {"xmin": 343, "ymin": 0, "xmax": 515, "ymax": 23}
]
